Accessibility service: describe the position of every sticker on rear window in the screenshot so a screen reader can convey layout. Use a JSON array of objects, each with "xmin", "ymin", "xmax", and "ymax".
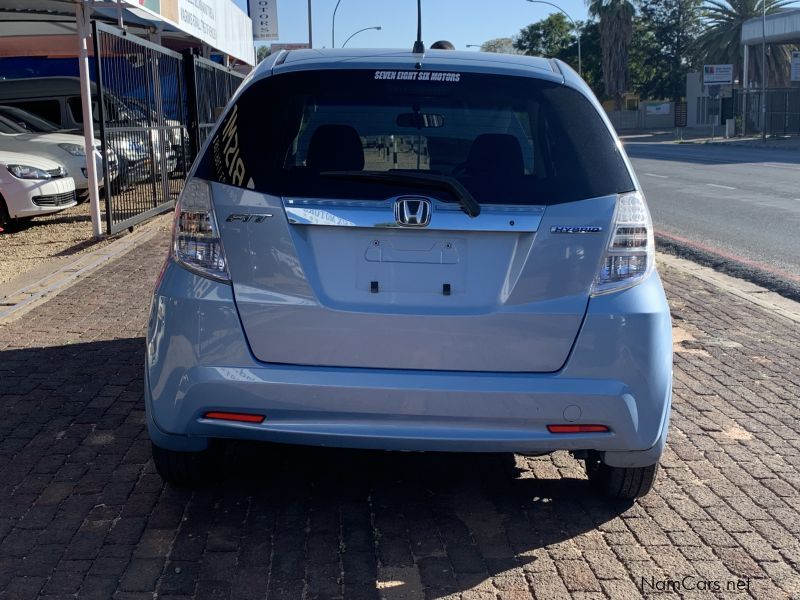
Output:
[
  {"xmin": 374, "ymin": 70, "xmax": 460, "ymax": 82},
  {"xmin": 210, "ymin": 104, "xmax": 252, "ymax": 189}
]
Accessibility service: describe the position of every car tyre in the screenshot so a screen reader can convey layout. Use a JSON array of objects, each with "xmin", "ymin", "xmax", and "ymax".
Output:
[
  {"xmin": 585, "ymin": 452, "xmax": 658, "ymax": 499},
  {"xmin": 151, "ymin": 442, "xmax": 210, "ymax": 486},
  {"xmin": 0, "ymin": 196, "xmax": 13, "ymax": 233}
]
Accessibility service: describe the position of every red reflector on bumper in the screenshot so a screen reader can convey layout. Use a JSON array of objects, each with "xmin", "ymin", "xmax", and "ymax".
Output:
[
  {"xmin": 204, "ymin": 411, "xmax": 265, "ymax": 424},
  {"xmin": 547, "ymin": 424, "xmax": 609, "ymax": 434}
]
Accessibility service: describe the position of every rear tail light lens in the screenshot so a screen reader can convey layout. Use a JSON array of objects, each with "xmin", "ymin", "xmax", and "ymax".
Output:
[
  {"xmin": 591, "ymin": 191, "xmax": 654, "ymax": 295},
  {"xmin": 204, "ymin": 411, "xmax": 265, "ymax": 423},
  {"xmin": 547, "ymin": 424, "xmax": 609, "ymax": 434},
  {"xmin": 173, "ymin": 178, "xmax": 230, "ymax": 283}
]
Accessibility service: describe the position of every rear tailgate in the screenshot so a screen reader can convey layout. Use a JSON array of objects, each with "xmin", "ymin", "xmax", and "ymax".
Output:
[
  {"xmin": 215, "ymin": 186, "xmax": 616, "ymax": 372},
  {"xmin": 197, "ymin": 66, "xmax": 634, "ymax": 373}
]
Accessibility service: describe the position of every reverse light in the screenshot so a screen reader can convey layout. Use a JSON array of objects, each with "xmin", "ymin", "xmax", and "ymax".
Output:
[
  {"xmin": 204, "ymin": 411, "xmax": 265, "ymax": 423},
  {"xmin": 591, "ymin": 191, "xmax": 655, "ymax": 295},
  {"xmin": 173, "ymin": 178, "xmax": 230, "ymax": 283},
  {"xmin": 547, "ymin": 424, "xmax": 609, "ymax": 434}
]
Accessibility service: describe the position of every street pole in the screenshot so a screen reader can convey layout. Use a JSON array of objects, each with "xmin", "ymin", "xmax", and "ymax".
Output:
[
  {"xmin": 308, "ymin": 0, "xmax": 313, "ymax": 48},
  {"xmin": 525, "ymin": 0, "xmax": 581, "ymax": 76},
  {"xmin": 332, "ymin": 0, "xmax": 343, "ymax": 48},
  {"xmin": 743, "ymin": 44, "xmax": 749, "ymax": 137},
  {"xmin": 762, "ymin": 0, "xmax": 767, "ymax": 143},
  {"xmin": 75, "ymin": 1, "xmax": 103, "ymax": 238},
  {"xmin": 342, "ymin": 26, "xmax": 382, "ymax": 48}
]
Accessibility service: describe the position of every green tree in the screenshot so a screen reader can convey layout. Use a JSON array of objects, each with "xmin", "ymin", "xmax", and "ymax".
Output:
[
  {"xmin": 628, "ymin": 18, "xmax": 661, "ymax": 99},
  {"xmin": 638, "ymin": 0, "xmax": 702, "ymax": 100},
  {"xmin": 587, "ymin": 0, "xmax": 636, "ymax": 109},
  {"xmin": 480, "ymin": 37, "xmax": 520, "ymax": 54},
  {"xmin": 514, "ymin": 13, "xmax": 574, "ymax": 58},
  {"xmin": 574, "ymin": 22, "xmax": 603, "ymax": 95},
  {"xmin": 256, "ymin": 45, "xmax": 271, "ymax": 64},
  {"xmin": 696, "ymin": 0, "xmax": 794, "ymax": 87},
  {"xmin": 509, "ymin": 15, "xmax": 589, "ymax": 83}
]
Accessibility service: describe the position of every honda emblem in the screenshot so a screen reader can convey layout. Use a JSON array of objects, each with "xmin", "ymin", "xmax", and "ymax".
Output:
[{"xmin": 394, "ymin": 197, "xmax": 431, "ymax": 227}]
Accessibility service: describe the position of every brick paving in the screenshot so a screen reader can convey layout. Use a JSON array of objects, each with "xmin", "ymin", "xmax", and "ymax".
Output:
[{"xmin": 0, "ymin": 231, "xmax": 798, "ymax": 600}]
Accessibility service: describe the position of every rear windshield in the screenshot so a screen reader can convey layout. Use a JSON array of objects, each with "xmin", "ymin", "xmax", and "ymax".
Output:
[{"xmin": 197, "ymin": 69, "xmax": 633, "ymax": 205}]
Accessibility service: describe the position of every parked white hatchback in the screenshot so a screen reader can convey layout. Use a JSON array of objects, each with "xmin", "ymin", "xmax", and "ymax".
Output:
[
  {"xmin": 0, "ymin": 150, "xmax": 76, "ymax": 230},
  {"xmin": 0, "ymin": 113, "xmax": 106, "ymax": 201}
]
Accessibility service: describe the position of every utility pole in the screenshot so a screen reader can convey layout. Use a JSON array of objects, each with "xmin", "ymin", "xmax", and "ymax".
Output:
[
  {"xmin": 761, "ymin": 0, "xmax": 767, "ymax": 143},
  {"xmin": 308, "ymin": 0, "xmax": 313, "ymax": 48},
  {"xmin": 332, "ymin": 0, "xmax": 343, "ymax": 48}
]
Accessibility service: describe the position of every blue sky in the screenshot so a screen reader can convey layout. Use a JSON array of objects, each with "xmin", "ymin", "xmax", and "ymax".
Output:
[{"xmin": 232, "ymin": 0, "xmax": 590, "ymax": 50}]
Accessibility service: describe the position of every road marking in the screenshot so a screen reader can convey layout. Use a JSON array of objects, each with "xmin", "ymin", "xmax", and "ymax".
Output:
[
  {"xmin": 644, "ymin": 173, "xmax": 668, "ymax": 178},
  {"xmin": 707, "ymin": 183, "xmax": 737, "ymax": 190}
]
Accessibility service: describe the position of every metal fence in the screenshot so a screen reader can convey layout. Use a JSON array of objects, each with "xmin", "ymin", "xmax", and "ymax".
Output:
[
  {"xmin": 606, "ymin": 104, "xmax": 675, "ymax": 130},
  {"xmin": 733, "ymin": 88, "xmax": 800, "ymax": 136},
  {"xmin": 184, "ymin": 52, "xmax": 245, "ymax": 160},
  {"xmin": 93, "ymin": 23, "xmax": 188, "ymax": 235},
  {"xmin": 92, "ymin": 24, "xmax": 244, "ymax": 235}
]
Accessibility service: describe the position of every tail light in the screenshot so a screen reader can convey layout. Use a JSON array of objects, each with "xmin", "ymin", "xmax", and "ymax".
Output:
[
  {"xmin": 591, "ymin": 191, "xmax": 655, "ymax": 295},
  {"xmin": 173, "ymin": 178, "xmax": 230, "ymax": 283}
]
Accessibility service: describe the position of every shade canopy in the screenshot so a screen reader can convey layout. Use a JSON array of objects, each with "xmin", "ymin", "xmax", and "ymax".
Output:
[{"xmin": 741, "ymin": 8, "xmax": 800, "ymax": 46}]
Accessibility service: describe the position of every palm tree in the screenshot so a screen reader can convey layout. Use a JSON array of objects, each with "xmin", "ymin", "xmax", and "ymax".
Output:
[
  {"xmin": 587, "ymin": 0, "xmax": 636, "ymax": 110},
  {"xmin": 696, "ymin": 0, "xmax": 794, "ymax": 87}
]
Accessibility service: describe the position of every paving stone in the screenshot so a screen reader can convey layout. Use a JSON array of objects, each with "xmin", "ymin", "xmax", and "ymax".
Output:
[{"xmin": 0, "ymin": 230, "xmax": 798, "ymax": 599}]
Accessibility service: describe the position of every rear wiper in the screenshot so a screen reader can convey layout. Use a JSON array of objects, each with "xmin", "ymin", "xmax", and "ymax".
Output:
[{"xmin": 320, "ymin": 170, "xmax": 481, "ymax": 217}]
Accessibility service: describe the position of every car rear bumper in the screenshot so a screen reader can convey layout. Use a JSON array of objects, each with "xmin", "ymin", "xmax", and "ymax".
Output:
[{"xmin": 146, "ymin": 261, "xmax": 673, "ymax": 460}]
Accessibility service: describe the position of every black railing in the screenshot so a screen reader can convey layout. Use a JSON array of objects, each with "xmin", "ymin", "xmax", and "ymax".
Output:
[
  {"xmin": 93, "ymin": 25, "xmax": 244, "ymax": 235},
  {"xmin": 93, "ymin": 23, "xmax": 188, "ymax": 235},
  {"xmin": 732, "ymin": 88, "xmax": 800, "ymax": 137},
  {"xmin": 183, "ymin": 52, "xmax": 245, "ymax": 161}
]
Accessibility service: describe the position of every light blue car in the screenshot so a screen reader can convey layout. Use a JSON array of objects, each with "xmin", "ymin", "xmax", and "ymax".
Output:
[{"xmin": 146, "ymin": 48, "xmax": 672, "ymax": 499}]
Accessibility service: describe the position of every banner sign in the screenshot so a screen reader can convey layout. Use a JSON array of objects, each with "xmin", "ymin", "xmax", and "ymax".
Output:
[
  {"xmin": 270, "ymin": 43, "xmax": 310, "ymax": 53},
  {"xmin": 250, "ymin": 0, "xmax": 279, "ymax": 41},
  {"xmin": 792, "ymin": 51, "xmax": 800, "ymax": 82},
  {"xmin": 703, "ymin": 64, "xmax": 733, "ymax": 85},
  {"xmin": 645, "ymin": 102, "xmax": 671, "ymax": 115},
  {"xmin": 122, "ymin": 0, "xmax": 255, "ymax": 65}
]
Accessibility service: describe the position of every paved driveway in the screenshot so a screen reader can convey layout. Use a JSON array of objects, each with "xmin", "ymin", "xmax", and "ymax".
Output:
[{"xmin": 0, "ymin": 232, "xmax": 798, "ymax": 599}]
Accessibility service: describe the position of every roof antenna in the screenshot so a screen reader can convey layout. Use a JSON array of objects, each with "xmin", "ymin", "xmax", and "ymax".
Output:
[{"xmin": 412, "ymin": 0, "xmax": 425, "ymax": 54}]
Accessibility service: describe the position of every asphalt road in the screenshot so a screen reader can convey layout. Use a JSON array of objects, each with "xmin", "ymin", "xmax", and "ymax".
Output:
[{"xmin": 624, "ymin": 140, "xmax": 800, "ymax": 294}]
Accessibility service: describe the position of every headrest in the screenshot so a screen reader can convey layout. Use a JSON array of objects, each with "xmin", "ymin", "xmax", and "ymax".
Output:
[
  {"xmin": 306, "ymin": 124, "xmax": 364, "ymax": 172},
  {"xmin": 466, "ymin": 133, "xmax": 524, "ymax": 179}
]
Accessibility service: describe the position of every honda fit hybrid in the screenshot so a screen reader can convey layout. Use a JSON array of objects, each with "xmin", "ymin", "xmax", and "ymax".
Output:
[{"xmin": 146, "ymin": 49, "xmax": 672, "ymax": 499}]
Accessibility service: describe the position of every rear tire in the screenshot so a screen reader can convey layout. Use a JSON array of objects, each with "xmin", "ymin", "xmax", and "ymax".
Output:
[
  {"xmin": 585, "ymin": 452, "xmax": 659, "ymax": 499},
  {"xmin": 151, "ymin": 442, "xmax": 210, "ymax": 487}
]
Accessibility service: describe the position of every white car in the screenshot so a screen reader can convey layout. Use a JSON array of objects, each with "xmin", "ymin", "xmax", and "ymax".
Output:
[
  {"xmin": 0, "ymin": 150, "xmax": 76, "ymax": 231},
  {"xmin": 0, "ymin": 113, "xmax": 109, "ymax": 200}
]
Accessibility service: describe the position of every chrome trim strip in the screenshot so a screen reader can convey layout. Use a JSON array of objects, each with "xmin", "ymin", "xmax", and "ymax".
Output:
[{"xmin": 283, "ymin": 197, "xmax": 543, "ymax": 232}]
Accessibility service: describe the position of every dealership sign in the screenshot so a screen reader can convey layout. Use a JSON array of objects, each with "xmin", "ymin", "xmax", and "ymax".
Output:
[
  {"xmin": 270, "ymin": 43, "xmax": 310, "ymax": 53},
  {"xmin": 250, "ymin": 0, "xmax": 279, "ymax": 41},
  {"xmin": 703, "ymin": 64, "xmax": 733, "ymax": 85},
  {"xmin": 123, "ymin": 0, "xmax": 255, "ymax": 65}
]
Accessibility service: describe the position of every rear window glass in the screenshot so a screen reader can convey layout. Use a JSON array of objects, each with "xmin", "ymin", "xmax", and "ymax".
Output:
[{"xmin": 197, "ymin": 70, "xmax": 633, "ymax": 205}]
